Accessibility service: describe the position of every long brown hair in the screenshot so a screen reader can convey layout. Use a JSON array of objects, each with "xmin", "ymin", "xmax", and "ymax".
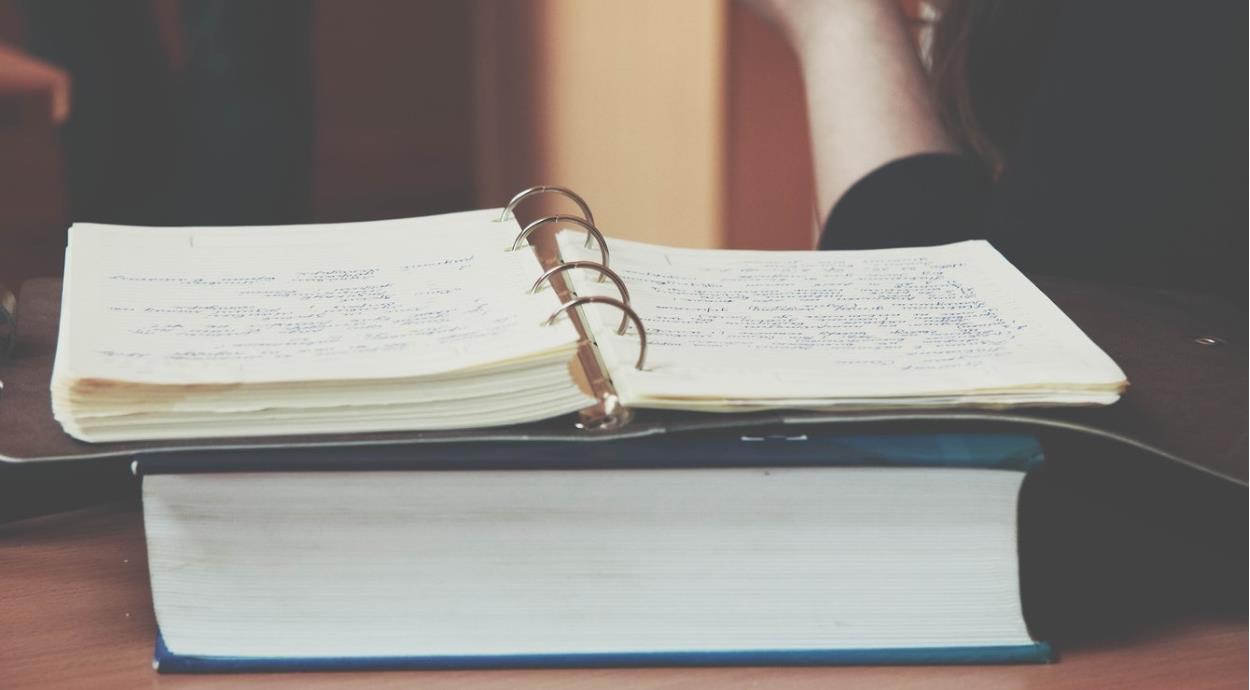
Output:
[{"xmin": 928, "ymin": 1, "xmax": 1059, "ymax": 176}]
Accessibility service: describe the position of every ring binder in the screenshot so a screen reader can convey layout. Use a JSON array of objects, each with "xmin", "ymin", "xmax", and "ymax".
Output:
[
  {"xmin": 508, "ymin": 186, "xmax": 643, "ymax": 430},
  {"xmin": 545, "ymin": 296, "xmax": 647, "ymax": 371},
  {"xmin": 530, "ymin": 261, "xmax": 632, "ymax": 335},
  {"xmin": 513, "ymin": 216, "xmax": 610, "ymax": 279}
]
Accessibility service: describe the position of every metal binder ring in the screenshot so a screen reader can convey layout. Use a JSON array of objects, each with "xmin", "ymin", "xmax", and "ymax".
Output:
[
  {"xmin": 531, "ymin": 261, "xmax": 632, "ymax": 334},
  {"xmin": 499, "ymin": 186, "xmax": 596, "ymax": 249},
  {"xmin": 0, "ymin": 282, "xmax": 16, "ymax": 360},
  {"xmin": 512, "ymin": 216, "xmax": 609, "ymax": 279},
  {"xmin": 545, "ymin": 296, "xmax": 647, "ymax": 371}
]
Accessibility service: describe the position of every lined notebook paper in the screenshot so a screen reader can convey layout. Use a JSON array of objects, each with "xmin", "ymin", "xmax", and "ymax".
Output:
[
  {"xmin": 52, "ymin": 211, "xmax": 591, "ymax": 441},
  {"xmin": 49, "ymin": 208, "xmax": 1126, "ymax": 442},
  {"xmin": 559, "ymin": 236, "xmax": 1126, "ymax": 410}
]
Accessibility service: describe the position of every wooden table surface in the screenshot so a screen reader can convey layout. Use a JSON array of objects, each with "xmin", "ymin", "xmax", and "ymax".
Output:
[{"xmin": 1, "ymin": 501, "xmax": 1245, "ymax": 690}]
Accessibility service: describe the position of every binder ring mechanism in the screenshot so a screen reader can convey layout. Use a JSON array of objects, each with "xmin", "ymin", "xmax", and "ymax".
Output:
[
  {"xmin": 0, "ymin": 281, "xmax": 13, "ymax": 400},
  {"xmin": 512, "ymin": 216, "xmax": 610, "ymax": 282},
  {"xmin": 499, "ymin": 185, "xmax": 598, "ymax": 250},
  {"xmin": 546, "ymin": 296, "xmax": 647, "ymax": 371},
  {"xmin": 0, "ymin": 282, "xmax": 15, "ymax": 361},
  {"xmin": 531, "ymin": 261, "xmax": 632, "ymax": 335}
]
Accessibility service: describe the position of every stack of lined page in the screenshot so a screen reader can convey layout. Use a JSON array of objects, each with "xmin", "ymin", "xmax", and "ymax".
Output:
[
  {"xmin": 51, "ymin": 209, "xmax": 1126, "ymax": 442},
  {"xmin": 51, "ymin": 211, "xmax": 592, "ymax": 441},
  {"xmin": 557, "ymin": 234, "xmax": 1128, "ymax": 411}
]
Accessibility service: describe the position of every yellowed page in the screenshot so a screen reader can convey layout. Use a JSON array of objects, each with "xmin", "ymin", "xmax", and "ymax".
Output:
[
  {"xmin": 57, "ymin": 210, "xmax": 579, "ymax": 386},
  {"xmin": 559, "ymin": 235, "xmax": 1125, "ymax": 408}
]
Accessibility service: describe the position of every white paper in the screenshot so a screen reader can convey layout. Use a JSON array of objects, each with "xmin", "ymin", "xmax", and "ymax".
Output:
[
  {"xmin": 559, "ymin": 236, "xmax": 1125, "ymax": 405},
  {"xmin": 59, "ymin": 209, "xmax": 579, "ymax": 385}
]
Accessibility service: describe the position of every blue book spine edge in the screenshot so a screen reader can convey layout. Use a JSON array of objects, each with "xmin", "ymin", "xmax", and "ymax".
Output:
[
  {"xmin": 154, "ymin": 631, "xmax": 1053, "ymax": 673},
  {"xmin": 134, "ymin": 432, "xmax": 1045, "ymax": 475}
]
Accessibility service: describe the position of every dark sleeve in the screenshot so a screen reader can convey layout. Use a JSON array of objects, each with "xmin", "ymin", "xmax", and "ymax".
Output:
[
  {"xmin": 818, "ymin": 153, "xmax": 992, "ymax": 251},
  {"xmin": 980, "ymin": 1, "xmax": 1244, "ymax": 304},
  {"xmin": 821, "ymin": 1, "xmax": 1243, "ymax": 305}
]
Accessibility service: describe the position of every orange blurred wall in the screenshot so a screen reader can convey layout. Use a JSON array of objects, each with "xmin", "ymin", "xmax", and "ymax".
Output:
[
  {"xmin": 473, "ymin": 0, "xmax": 815, "ymax": 250},
  {"xmin": 475, "ymin": 0, "xmax": 728, "ymax": 248}
]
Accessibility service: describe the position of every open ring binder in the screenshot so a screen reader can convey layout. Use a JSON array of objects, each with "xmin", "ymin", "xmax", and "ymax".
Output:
[
  {"xmin": 499, "ymin": 186, "xmax": 597, "ymax": 250},
  {"xmin": 545, "ymin": 295, "xmax": 647, "ymax": 371},
  {"xmin": 530, "ymin": 261, "xmax": 631, "ymax": 335},
  {"xmin": 506, "ymin": 186, "xmax": 648, "ymax": 430}
]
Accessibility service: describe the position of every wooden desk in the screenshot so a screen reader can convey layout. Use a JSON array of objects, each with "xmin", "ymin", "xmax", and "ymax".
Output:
[{"xmin": 1, "ymin": 501, "xmax": 1244, "ymax": 690}]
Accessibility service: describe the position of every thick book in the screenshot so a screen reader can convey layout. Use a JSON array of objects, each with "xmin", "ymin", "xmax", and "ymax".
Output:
[
  {"xmin": 137, "ymin": 431, "xmax": 1052, "ymax": 672},
  {"xmin": 49, "ymin": 189, "xmax": 1126, "ymax": 442}
]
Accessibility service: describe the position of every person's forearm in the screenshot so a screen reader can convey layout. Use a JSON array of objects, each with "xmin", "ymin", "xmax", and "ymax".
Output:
[{"xmin": 772, "ymin": 2, "xmax": 956, "ymax": 242}]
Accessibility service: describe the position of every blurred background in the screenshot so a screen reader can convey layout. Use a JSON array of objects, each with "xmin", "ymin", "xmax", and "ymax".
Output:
[{"xmin": 0, "ymin": 0, "xmax": 824, "ymax": 289}]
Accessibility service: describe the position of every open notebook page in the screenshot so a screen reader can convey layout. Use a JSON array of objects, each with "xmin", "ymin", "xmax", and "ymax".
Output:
[
  {"xmin": 57, "ymin": 209, "xmax": 579, "ymax": 386},
  {"xmin": 558, "ymin": 236, "xmax": 1126, "ymax": 407}
]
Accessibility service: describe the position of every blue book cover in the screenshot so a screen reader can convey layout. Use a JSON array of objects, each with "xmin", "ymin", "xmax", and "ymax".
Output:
[
  {"xmin": 154, "ymin": 630, "xmax": 1053, "ymax": 672},
  {"xmin": 134, "ymin": 431, "xmax": 1046, "ymax": 475}
]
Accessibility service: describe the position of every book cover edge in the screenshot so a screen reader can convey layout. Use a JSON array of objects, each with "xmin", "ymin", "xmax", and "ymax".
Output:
[
  {"xmin": 153, "ymin": 629, "xmax": 1054, "ymax": 673},
  {"xmin": 134, "ymin": 432, "xmax": 1045, "ymax": 475}
]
